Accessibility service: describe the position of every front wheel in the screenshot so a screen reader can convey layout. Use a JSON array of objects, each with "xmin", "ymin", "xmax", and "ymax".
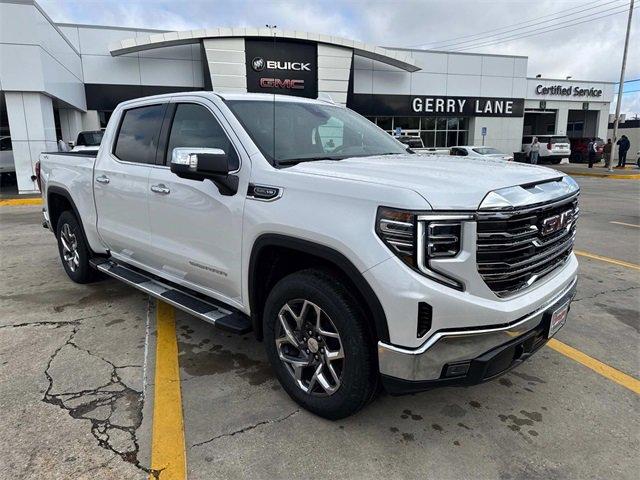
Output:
[{"xmin": 263, "ymin": 269, "xmax": 377, "ymax": 419}]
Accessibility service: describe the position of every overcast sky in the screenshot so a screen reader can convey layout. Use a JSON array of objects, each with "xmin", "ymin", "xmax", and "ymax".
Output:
[{"xmin": 40, "ymin": 0, "xmax": 639, "ymax": 116}]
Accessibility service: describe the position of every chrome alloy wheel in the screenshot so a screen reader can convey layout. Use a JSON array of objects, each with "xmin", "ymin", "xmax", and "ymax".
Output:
[
  {"xmin": 275, "ymin": 299, "xmax": 344, "ymax": 396},
  {"xmin": 60, "ymin": 223, "xmax": 80, "ymax": 272}
]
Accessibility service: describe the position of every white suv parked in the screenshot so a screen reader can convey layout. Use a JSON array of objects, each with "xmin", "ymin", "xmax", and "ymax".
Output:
[
  {"xmin": 38, "ymin": 92, "xmax": 579, "ymax": 418},
  {"xmin": 522, "ymin": 135, "xmax": 571, "ymax": 164}
]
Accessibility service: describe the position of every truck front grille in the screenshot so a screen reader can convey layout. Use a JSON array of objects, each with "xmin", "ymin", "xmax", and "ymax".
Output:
[{"xmin": 476, "ymin": 195, "xmax": 578, "ymax": 297}]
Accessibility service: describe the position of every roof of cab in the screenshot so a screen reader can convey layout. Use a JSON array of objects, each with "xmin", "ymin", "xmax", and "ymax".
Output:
[{"xmin": 116, "ymin": 91, "xmax": 338, "ymax": 108}]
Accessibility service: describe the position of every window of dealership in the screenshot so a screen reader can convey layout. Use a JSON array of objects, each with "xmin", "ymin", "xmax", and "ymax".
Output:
[{"xmin": 366, "ymin": 116, "xmax": 469, "ymax": 147}]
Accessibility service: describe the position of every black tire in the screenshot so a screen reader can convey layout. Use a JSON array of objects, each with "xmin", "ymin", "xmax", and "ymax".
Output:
[
  {"xmin": 56, "ymin": 211, "xmax": 98, "ymax": 284},
  {"xmin": 263, "ymin": 269, "xmax": 377, "ymax": 419},
  {"xmin": 550, "ymin": 158, "xmax": 562, "ymax": 165}
]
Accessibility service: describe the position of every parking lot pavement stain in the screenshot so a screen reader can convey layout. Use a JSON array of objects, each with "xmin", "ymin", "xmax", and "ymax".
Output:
[
  {"xmin": 594, "ymin": 302, "xmax": 640, "ymax": 333},
  {"xmin": 401, "ymin": 408, "xmax": 423, "ymax": 420},
  {"xmin": 42, "ymin": 327, "xmax": 158, "ymax": 478},
  {"xmin": 509, "ymin": 371, "xmax": 546, "ymax": 384},
  {"xmin": 440, "ymin": 404, "xmax": 467, "ymax": 418},
  {"xmin": 499, "ymin": 378, "xmax": 513, "ymax": 387},
  {"xmin": 177, "ymin": 340, "xmax": 273, "ymax": 386}
]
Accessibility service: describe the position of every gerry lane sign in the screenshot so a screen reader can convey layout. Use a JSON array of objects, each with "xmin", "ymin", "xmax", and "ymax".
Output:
[{"xmin": 349, "ymin": 94, "xmax": 525, "ymax": 117}]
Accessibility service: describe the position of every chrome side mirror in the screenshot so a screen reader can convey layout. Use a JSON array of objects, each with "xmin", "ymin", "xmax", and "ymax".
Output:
[
  {"xmin": 171, "ymin": 147, "xmax": 229, "ymax": 176},
  {"xmin": 170, "ymin": 147, "xmax": 238, "ymax": 196}
]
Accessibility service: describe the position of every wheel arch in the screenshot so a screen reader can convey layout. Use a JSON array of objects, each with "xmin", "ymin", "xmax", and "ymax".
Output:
[
  {"xmin": 47, "ymin": 186, "xmax": 90, "ymax": 245},
  {"xmin": 248, "ymin": 234, "xmax": 390, "ymax": 343}
]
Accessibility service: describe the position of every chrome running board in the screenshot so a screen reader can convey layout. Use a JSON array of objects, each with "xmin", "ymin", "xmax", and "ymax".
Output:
[{"xmin": 90, "ymin": 258, "xmax": 252, "ymax": 334}]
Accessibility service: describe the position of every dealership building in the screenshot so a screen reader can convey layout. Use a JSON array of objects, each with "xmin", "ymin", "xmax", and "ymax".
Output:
[{"xmin": 1, "ymin": 0, "xmax": 615, "ymax": 194}]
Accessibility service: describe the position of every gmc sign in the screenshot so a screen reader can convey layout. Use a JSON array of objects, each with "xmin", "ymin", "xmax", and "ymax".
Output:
[
  {"xmin": 245, "ymin": 39, "xmax": 317, "ymax": 98},
  {"xmin": 259, "ymin": 78, "xmax": 304, "ymax": 89}
]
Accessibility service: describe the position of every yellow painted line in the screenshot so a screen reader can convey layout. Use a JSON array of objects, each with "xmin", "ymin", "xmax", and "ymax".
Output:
[
  {"xmin": 575, "ymin": 250, "xmax": 640, "ymax": 271},
  {"xmin": 547, "ymin": 338, "xmax": 640, "ymax": 395},
  {"xmin": 610, "ymin": 221, "xmax": 640, "ymax": 229},
  {"xmin": 565, "ymin": 171, "xmax": 640, "ymax": 180},
  {"xmin": 150, "ymin": 301, "xmax": 186, "ymax": 480},
  {"xmin": 0, "ymin": 198, "xmax": 42, "ymax": 206}
]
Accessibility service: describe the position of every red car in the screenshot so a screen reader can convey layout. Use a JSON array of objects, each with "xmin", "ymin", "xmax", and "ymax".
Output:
[{"xmin": 570, "ymin": 137, "xmax": 603, "ymax": 163}]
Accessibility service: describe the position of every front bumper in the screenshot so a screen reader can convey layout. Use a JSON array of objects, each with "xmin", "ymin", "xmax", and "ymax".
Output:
[{"xmin": 378, "ymin": 277, "xmax": 576, "ymax": 394}]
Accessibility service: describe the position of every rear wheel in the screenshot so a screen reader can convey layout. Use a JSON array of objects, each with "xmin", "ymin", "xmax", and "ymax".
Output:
[
  {"xmin": 56, "ymin": 211, "xmax": 97, "ymax": 283},
  {"xmin": 263, "ymin": 269, "xmax": 377, "ymax": 419}
]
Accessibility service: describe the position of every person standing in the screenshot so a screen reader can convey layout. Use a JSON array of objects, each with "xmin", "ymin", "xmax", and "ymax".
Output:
[
  {"xmin": 57, "ymin": 139, "xmax": 69, "ymax": 152},
  {"xmin": 616, "ymin": 135, "xmax": 630, "ymax": 168},
  {"xmin": 587, "ymin": 138, "xmax": 597, "ymax": 168},
  {"xmin": 530, "ymin": 137, "xmax": 540, "ymax": 164},
  {"xmin": 602, "ymin": 138, "xmax": 612, "ymax": 168}
]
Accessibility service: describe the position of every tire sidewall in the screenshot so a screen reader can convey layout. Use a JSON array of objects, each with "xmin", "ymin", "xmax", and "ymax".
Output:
[{"xmin": 263, "ymin": 271, "xmax": 374, "ymax": 419}]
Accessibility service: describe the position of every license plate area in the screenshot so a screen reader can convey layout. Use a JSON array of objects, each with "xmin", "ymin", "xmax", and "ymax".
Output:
[{"xmin": 548, "ymin": 300, "xmax": 570, "ymax": 338}]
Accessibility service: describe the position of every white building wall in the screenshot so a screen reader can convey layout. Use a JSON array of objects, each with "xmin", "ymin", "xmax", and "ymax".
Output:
[
  {"xmin": 355, "ymin": 50, "xmax": 527, "ymax": 153},
  {"xmin": 5, "ymin": 92, "xmax": 57, "ymax": 193},
  {"xmin": 56, "ymin": 24, "xmax": 204, "ymax": 88},
  {"xmin": 317, "ymin": 44, "xmax": 352, "ymax": 105},
  {"xmin": 203, "ymin": 37, "xmax": 247, "ymax": 93},
  {"xmin": 0, "ymin": 1, "xmax": 85, "ymax": 109},
  {"xmin": 58, "ymin": 108, "xmax": 83, "ymax": 144}
]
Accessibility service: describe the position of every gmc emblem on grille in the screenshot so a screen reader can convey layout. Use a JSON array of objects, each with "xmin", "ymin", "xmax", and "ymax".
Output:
[{"xmin": 541, "ymin": 209, "xmax": 573, "ymax": 236}]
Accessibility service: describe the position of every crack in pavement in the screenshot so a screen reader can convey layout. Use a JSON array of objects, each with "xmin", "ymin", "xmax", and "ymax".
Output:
[
  {"xmin": 573, "ymin": 285, "xmax": 640, "ymax": 303},
  {"xmin": 0, "ymin": 312, "xmax": 111, "ymax": 330},
  {"xmin": 0, "ymin": 320, "xmax": 81, "ymax": 330},
  {"xmin": 42, "ymin": 327, "xmax": 160, "ymax": 478},
  {"xmin": 191, "ymin": 409, "xmax": 300, "ymax": 448}
]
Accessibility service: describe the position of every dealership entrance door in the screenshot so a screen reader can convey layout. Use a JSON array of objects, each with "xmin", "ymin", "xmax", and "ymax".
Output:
[{"xmin": 523, "ymin": 109, "xmax": 556, "ymax": 136}]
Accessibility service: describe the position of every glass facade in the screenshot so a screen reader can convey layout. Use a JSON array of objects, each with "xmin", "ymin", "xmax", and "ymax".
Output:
[{"xmin": 365, "ymin": 116, "xmax": 469, "ymax": 147}]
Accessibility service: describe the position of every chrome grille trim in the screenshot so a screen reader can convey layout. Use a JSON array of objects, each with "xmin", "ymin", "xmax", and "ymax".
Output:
[{"xmin": 476, "ymin": 194, "xmax": 578, "ymax": 297}]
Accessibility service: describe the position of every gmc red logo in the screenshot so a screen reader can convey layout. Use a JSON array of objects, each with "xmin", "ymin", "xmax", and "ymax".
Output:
[
  {"xmin": 259, "ymin": 78, "xmax": 304, "ymax": 90},
  {"xmin": 541, "ymin": 209, "xmax": 573, "ymax": 236}
]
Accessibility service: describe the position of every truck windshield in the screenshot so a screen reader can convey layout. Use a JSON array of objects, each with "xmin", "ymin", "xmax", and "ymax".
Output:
[{"xmin": 225, "ymin": 100, "xmax": 408, "ymax": 165}]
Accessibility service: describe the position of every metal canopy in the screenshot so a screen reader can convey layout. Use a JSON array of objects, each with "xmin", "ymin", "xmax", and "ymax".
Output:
[{"xmin": 109, "ymin": 27, "xmax": 421, "ymax": 73}]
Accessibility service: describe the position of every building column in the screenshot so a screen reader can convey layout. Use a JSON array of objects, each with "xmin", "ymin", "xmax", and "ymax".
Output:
[
  {"xmin": 317, "ymin": 44, "xmax": 352, "ymax": 106},
  {"xmin": 59, "ymin": 108, "xmax": 83, "ymax": 145},
  {"xmin": 202, "ymin": 38, "xmax": 247, "ymax": 93},
  {"xmin": 5, "ymin": 92, "xmax": 57, "ymax": 194},
  {"xmin": 555, "ymin": 107, "xmax": 569, "ymax": 135},
  {"xmin": 81, "ymin": 110, "xmax": 101, "ymax": 131}
]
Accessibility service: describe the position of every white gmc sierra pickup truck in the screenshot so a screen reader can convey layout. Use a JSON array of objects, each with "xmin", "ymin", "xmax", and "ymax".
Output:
[{"xmin": 38, "ymin": 92, "xmax": 579, "ymax": 419}]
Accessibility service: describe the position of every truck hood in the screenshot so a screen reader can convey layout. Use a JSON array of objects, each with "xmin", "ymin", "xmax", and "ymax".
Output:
[{"xmin": 289, "ymin": 154, "xmax": 564, "ymax": 210}]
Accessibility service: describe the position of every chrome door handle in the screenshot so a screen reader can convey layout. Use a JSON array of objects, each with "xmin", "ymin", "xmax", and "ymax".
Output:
[
  {"xmin": 150, "ymin": 184, "xmax": 170, "ymax": 195},
  {"xmin": 95, "ymin": 175, "xmax": 110, "ymax": 184}
]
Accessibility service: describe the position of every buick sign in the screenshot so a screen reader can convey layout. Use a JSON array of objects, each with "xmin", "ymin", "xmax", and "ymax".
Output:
[
  {"xmin": 251, "ymin": 57, "xmax": 265, "ymax": 72},
  {"xmin": 245, "ymin": 39, "xmax": 317, "ymax": 98}
]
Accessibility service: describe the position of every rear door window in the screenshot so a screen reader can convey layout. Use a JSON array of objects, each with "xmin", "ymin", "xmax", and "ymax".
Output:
[
  {"xmin": 167, "ymin": 103, "xmax": 239, "ymax": 170},
  {"xmin": 113, "ymin": 104, "xmax": 167, "ymax": 164}
]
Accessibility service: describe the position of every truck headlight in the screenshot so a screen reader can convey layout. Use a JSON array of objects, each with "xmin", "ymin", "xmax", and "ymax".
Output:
[{"xmin": 376, "ymin": 207, "xmax": 474, "ymax": 290}]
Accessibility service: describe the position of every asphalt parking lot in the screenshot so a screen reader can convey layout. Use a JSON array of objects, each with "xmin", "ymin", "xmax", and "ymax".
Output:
[{"xmin": 0, "ymin": 175, "xmax": 638, "ymax": 480}]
